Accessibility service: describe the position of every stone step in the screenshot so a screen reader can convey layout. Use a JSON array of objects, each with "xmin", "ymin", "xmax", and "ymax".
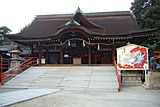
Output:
[{"xmin": 122, "ymin": 81, "xmax": 142, "ymax": 86}]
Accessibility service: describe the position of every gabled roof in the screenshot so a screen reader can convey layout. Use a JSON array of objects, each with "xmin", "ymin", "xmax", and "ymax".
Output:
[{"xmin": 6, "ymin": 9, "xmax": 156, "ymax": 41}]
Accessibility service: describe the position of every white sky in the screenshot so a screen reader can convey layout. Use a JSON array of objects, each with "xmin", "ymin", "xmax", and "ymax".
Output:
[{"xmin": 0, "ymin": 0, "xmax": 134, "ymax": 34}]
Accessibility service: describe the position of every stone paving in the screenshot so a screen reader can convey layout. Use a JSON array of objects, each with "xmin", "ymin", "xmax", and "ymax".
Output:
[
  {"xmin": 0, "ymin": 89, "xmax": 60, "ymax": 107},
  {"xmin": 1, "ymin": 66, "xmax": 118, "ymax": 92}
]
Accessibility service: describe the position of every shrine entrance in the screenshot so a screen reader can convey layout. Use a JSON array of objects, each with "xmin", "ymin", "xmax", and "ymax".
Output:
[
  {"xmin": 57, "ymin": 39, "xmax": 113, "ymax": 64},
  {"xmin": 34, "ymin": 36, "xmax": 115, "ymax": 65},
  {"xmin": 62, "ymin": 40, "xmax": 87, "ymax": 64}
]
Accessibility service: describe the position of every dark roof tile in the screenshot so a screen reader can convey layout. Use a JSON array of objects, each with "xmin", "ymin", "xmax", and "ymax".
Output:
[{"xmin": 7, "ymin": 11, "xmax": 155, "ymax": 41}]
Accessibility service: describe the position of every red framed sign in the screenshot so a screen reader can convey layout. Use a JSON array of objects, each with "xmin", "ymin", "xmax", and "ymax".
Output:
[{"xmin": 117, "ymin": 44, "xmax": 149, "ymax": 70}]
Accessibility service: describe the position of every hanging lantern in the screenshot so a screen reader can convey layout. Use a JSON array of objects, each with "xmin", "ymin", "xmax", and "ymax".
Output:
[
  {"xmin": 98, "ymin": 43, "xmax": 100, "ymax": 50},
  {"xmin": 83, "ymin": 40, "xmax": 85, "ymax": 47},
  {"xmin": 64, "ymin": 54, "xmax": 69, "ymax": 57}
]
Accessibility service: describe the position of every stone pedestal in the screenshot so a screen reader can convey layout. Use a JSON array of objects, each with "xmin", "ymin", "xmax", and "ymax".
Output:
[
  {"xmin": 122, "ymin": 71, "xmax": 142, "ymax": 86},
  {"xmin": 10, "ymin": 58, "xmax": 21, "ymax": 68},
  {"xmin": 143, "ymin": 72, "xmax": 160, "ymax": 89}
]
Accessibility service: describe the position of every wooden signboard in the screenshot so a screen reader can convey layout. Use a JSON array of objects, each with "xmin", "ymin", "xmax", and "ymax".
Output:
[{"xmin": 116, "ymin": 44, "xmax": 149, "ymax": 70}]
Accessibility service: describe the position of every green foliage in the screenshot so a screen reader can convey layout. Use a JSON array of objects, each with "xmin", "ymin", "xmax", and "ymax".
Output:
[
  {"xmin": 0, "ymin": 26, "xmax": 12, "ymax": 45},
  {"xmin": 0, "ymin": 26, "xmax": 11, "ymax": 35},
  {"xmin": 20, "ymin": 23, "xmax": 31, "ymax": 33},
  {"xmin": 131, "ymin": 0, "xmax": 160, "ymax": 56}
]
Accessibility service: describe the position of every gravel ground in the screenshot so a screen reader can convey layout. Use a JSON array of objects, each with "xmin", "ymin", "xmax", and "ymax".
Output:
[
  {"xmin": 0, "ymin": 66, "xmax": 160, "ymax": 107},
  {"xmin": 0, "ymin": 86, "xmax": 159, "ymax": 107}
]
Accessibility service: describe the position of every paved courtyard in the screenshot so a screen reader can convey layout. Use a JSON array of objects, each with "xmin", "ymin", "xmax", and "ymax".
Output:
[{"xmin": 0, "ymin": 66, "xmax": 160, "ymax": 107}]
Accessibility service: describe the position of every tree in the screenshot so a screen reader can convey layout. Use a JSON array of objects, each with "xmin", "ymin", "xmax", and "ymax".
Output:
[
  {"xmin": 0, "ymin": 26, "xmax": 12, "ymax": 45},
  {"xmin": 131, "ymin": 0, "xmax": 160, "ymax": 56},
  {"xmin": 20, "ymin": 23, "xmax": 31, "ymax": 33}
]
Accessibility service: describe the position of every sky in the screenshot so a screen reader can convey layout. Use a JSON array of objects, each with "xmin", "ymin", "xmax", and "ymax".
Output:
[{"xmin": 0, "ymin": 0, "xmax": 134, "ymax": 34}]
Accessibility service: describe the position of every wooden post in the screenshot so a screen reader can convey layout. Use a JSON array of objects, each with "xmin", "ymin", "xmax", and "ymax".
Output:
[
  {"xmin": 31, "ymin": 47, "xmax": 34, "ymax": 57},
  {"xmin": 38, "ymin": 47, "xmax": 42, "ymax": 65},
  {"xmin": 95, "ymin": 54, "xmax": 97, "ymax": 64},
  {"xmin": 112, "ymin": 46, "xmax": 115, "ymax": 63},
  {"xmin": 46, "ymin": 49, "xmax": 49, "ymax": 64},
  {"xmin": 88, "ymin": 46, "xmax": 91, "ymax": 64},
  {"xmin": 38, "ymin": 59, "xmax": 40, "ymax": 66},
  {"xmin": 1, "ymin": 56, "xmax": 4, "ymax": 86},
  {"xmin": 38, "ymin": 47, "xmax": 42, "ymax": 59},
  {"xmin": 60, "ymin": 47, "xmax": 63, "ymax": 64}
]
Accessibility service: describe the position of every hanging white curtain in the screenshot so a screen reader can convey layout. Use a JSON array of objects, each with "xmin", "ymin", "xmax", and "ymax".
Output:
[
  {"xmin": 83, "ymin": 40, "xmax": 85, "ymax": 46},
  {"xmin": 98, "ymin": 43, "xmax": 100, "ymax": 50},
  {"xmin": 68, "ymin": 40, "xmax": 71, "ymax": 46}
]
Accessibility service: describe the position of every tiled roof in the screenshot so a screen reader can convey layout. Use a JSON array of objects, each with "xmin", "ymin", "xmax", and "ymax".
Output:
[{"xmin": 7, "ymin": 11, "xmax": 155, "ymax": 41}]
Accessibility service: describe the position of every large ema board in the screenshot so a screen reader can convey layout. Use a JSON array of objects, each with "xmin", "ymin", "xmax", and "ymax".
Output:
[{"xmin": 117, "ymin": 44, "xmax": 149, "ymax": 70}]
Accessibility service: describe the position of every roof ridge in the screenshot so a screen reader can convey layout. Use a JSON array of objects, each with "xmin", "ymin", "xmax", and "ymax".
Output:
[{"xmin": 36, "ymin": 11, "xmax": 131, "ymax": 19}]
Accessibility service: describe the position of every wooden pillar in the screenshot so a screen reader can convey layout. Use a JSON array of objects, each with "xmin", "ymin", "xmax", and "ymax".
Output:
[
  {"xmin": 60, "ymin": 47, "xmax": 63, "ymax": 64},
  {"xmin": 38, "ymin": 47, "xmax": 42, "ymax": 59},
  {"xmin": 95, "ymin": 54, "xmax": 97, "ymax": 64},
  {"xmin": 112, "ymin": 46, "xmax": 116, "ymax": 63},
  {"xmin": 88, "ymin": 46, "xmax": 91, "ymax": 64},
  {"xmin": 37, "ymin": 46, "xmax": 42, "ymax": 65},
  {"xmin": 46, "ymin": 49, "xmax": 49, "ymax": 64},
  {"xmin": 31, "ymin": 47, "xmax": 34, "ymax": 57},
  {"xmin": 0, "ymin": 57, "xmax": 3, "ymax": 74}
]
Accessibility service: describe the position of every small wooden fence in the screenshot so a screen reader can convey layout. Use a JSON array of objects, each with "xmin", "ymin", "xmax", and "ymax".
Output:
[{"xmin": 0, "ymin": 57, "xmax": 40, "ymax": 86}]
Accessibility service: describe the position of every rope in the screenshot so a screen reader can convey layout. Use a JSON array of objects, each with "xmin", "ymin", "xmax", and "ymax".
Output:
[{"xmin": 42, "ymin": 38, "xmax": 120, "ymax": 46}]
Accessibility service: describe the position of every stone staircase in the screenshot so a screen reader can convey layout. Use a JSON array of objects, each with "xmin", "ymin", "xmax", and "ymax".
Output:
[{"xmin": 1, "ymin": 66, "xmax": 119, "ymax": 92}]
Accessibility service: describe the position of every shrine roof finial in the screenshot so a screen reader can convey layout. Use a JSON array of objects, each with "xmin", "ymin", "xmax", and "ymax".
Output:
[{"xmin": 75, "ymin": 6, "xmax": 84, "ymax": 15}]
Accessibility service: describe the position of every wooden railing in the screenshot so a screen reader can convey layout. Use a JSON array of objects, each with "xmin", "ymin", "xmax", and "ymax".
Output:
[
  {"xmin": 0, "ymin": 57, "xmax": 10, "ymax": 72},
  {"xmin": 154, "ymin": 51, "xmax": 160, "ymax": 64},
  {"xmin": 0, "ymin": 57, "xmax": 40, "ymax": 86},
  {"xmin": 113, "ymin": 57, "xmax": 121, "ymax": 92}
]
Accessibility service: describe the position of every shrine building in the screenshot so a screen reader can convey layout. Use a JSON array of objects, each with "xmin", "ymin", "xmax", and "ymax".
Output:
[{"xmin": 6, "ymin": 8, "xmax": 156, "ymax": 65}]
